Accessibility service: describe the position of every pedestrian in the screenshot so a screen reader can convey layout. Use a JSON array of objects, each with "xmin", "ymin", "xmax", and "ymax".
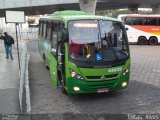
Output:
[{"xmin": 0, "ymin": 32, "xmax": 14, "ymax": 60}]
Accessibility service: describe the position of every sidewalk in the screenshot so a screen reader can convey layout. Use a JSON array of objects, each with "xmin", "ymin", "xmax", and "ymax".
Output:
[{"xmin": 0, "ymin": 42, "xmax": 20, "ymax": 113}]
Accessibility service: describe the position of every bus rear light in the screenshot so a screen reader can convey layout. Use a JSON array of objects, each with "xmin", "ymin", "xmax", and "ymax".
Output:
[{"xmin": 70, "ymin": 69, "xmax": 83, "ymax": 80}]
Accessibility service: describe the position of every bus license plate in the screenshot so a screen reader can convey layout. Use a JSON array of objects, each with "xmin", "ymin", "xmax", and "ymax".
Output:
[{"xmin": 97, "ymin": 88, "xmax": 109, "ymax": 93}]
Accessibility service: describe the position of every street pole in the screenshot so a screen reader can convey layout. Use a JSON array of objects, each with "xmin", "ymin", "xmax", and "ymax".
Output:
[{"xmin": 15, "ymin": 23, "xmax": 21, "ymax": 72}]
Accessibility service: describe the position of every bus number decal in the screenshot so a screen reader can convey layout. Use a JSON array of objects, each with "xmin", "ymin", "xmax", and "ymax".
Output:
[{"xmin": 108, "ymin": 68, "xmax": 122, "ymax": 73}]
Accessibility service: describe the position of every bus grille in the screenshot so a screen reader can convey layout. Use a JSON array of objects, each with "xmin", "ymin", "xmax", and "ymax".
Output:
[
  {"xmin": 105, "ymin": 74, "xmax": 118, "ymax": 78},
  {"xmin": 87, "ymin": 80, "xmax": 117, "ymax": 90},
  {"xmin": 86, "ymin": 76, "xmax": 101, "ymax": 79},
  {"xmin": 86, "ymin": 74, "xmax": 118, "ymax": 80}
]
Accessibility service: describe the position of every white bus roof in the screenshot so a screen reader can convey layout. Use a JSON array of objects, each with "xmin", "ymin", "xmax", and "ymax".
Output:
[{"xmin": 117, "ymin": 14, "xmax": 160, "ymax": 19}]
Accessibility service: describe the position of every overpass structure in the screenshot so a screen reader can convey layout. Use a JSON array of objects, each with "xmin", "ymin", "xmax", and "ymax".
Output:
[{"xmin": 0, "ymin": 0, "xmax": 160, "ymax": 17}]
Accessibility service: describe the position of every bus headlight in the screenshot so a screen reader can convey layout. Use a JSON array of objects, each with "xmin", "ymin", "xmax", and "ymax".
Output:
[
  {"xmin": 122, "ymin": 67, "xmax": 129, "ymax": 76},
  {"xmin": 70, "ymin": 69, "xmax": 83, "ymax": 80},
  {"xmin": 122, "ymin": 82, "xmax": 128, "ymax": 87},
  {"xmin": 74, "ymin": 86, "xmax": 80, "ymax": 91}
]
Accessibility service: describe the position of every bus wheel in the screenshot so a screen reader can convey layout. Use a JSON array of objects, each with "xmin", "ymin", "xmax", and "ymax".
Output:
[
  {"xmin": 138, "ymin": 37, "xmax": 147, "ymax": 45},
  {"xmin": 58, "ymin": 74, "xmax": 67, "ymax": 94},
  {"xmin": 149, "ymin": 37, "xmax": 158, "ymax": 45}
]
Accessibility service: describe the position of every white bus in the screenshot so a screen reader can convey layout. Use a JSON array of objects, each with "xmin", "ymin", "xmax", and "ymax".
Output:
[{"xmin": 118, "ymin": 14, "xmax": 160, "ymax": 45}]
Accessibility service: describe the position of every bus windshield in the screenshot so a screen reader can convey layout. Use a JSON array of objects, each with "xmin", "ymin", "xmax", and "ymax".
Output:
[{"xmin": 68, "ymin": 20, "xmax": 129, "ymax": 62}]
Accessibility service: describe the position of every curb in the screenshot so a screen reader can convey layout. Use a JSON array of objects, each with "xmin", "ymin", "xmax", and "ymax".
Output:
[
  {"xmin": 25, "ymin": 55, "xmax": 31, "ymax": 113},
  {"xmin": 19, "ymin": 42, "xmax": 31, "ymax": 113}
]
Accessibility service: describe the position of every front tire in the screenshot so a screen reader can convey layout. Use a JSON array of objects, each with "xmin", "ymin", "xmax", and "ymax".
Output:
[
  {"xmin": 58, "ymin": 73, "xmax": 67, "ymax": 94},
  {"xmin": 138, "ymin": 36, "xmax": 147, "ymax": 45}
]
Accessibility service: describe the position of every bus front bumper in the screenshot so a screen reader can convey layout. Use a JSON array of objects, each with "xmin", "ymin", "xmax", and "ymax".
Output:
[{"xmin": 66, "ymin": 74, "xmax": 129, "ymax": 94}]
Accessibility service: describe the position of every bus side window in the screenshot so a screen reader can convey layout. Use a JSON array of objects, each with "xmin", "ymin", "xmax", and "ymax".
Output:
[
  {"xmin": 51, "ymin": 22, "xmax": 58, "ymax": 53},
  {"xmin": 39, "ymin": 21, "xmax": 41, "ymax": 36},
  {"xmin": 125, "ymin": 17, "xmax": 132, "ymax": 25},
  {"xmin": 150, "ymin": 18, "xmax": 158, "ymax": 26},
  {"xmin": 39, "ymin": 21, "xmax": 43, "ymax": 37},
  {"xmin": 57, "ymin": 22, "xmax": 63, "ymax": 43},
  {"xmin": 137, "ymin": 18, "xmax": 143, "ymax": 25},
  {"xmin": 43, "ymin": 22, "xmax": 47, "ymax": 38},
  {"xmin": 158, "ymin": 19, "xmax": 160, "ymax": 26},
  {"xmin": 46, "ymin": 22, "xmax": 52, "ymax": 41},
  {"xmin": 58, "ymin": 22, "xmax": 66, "ymax": 54},
  {"xmin": 132, "ymin": 18, "xmax": 138, "ymax": 25},
  {"xmin": 144, "ymin": 18, "xmax": 151, "ymax": 25}
]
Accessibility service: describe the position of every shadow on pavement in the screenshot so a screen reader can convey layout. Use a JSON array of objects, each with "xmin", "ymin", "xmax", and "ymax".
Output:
[
  {"xmin": 67, "ymin": 80, "xmax": 160, "ymax": 114},
  {"xmin": 17, "ymin": 80, "xmax": 160, "ymax": 120}
]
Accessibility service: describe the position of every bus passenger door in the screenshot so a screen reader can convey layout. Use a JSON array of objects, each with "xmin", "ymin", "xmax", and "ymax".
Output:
[
  {"xmin": 45, "ymin": 22, "xmax": 52, "ymax": 66},
  {"xmin": 50, "ymin": 51, "xmax": 58, "ymax": 88},
  {"xmin": 49, "ymin": 22, "xmax": 58, "ymax": 88}
]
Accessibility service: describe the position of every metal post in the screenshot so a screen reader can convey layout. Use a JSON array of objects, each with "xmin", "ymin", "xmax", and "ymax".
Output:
[
  {"xmin": 79, "ymin": 0, "xmax": 97, "ymax": 14},
  {"xmin": 15, "ymin": 23, "xmax": 21, "ymax": 72}
]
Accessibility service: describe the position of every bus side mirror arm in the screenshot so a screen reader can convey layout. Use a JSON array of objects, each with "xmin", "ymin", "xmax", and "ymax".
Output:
[{"xmin": 58, "ymin": 62, "xmax": 63, "ymax": 65}]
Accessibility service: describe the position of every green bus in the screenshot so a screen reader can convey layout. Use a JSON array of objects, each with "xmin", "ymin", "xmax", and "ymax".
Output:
[{"xmin": 38, "ymin": 10, "xmax": 130, "ymax": 94}]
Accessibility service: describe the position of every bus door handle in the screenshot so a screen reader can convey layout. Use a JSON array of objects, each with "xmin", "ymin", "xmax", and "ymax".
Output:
[
  {"xmin": 58, "ymin": 62, "xmax": 63, "ymax": 65},
  {"xmin": 58, "ymin": 54, "xmax": 64, "ymax": 65},
  {"xmin": 58, "ymin": 53, "xmax": 64, "ymax": 56}
]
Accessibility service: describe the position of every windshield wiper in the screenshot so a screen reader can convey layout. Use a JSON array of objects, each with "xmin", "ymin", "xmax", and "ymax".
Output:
[{"xmin": 104, "ymin": 33, "xmax": 119, "ymax": 61}]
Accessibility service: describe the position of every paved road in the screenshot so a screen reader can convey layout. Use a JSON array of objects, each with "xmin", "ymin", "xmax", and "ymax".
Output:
[
  {"xmin": 27, "ymin": 41, "xmax": 160, "ymax": 114},
  {"xmin": 0, "ymin": 42, "xmax": 19, "ymax": 114}
]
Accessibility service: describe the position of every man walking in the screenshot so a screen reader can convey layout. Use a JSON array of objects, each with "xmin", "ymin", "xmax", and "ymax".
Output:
[{"xmin": 0, "ymin": 32, "xmax": 14, "ymax": 60}]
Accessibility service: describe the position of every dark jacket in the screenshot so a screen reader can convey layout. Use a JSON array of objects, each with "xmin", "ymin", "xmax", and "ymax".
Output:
[{"xmin": 0, "ymin": 35, "xmax": 14, "ymax": 45}]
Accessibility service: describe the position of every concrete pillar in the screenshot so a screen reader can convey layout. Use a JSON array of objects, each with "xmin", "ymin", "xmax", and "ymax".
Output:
[
  {"xmin": 128, "ymin": 7, "xmax": 138, "ymax": 14},
  {"xmin": 152, "ymin": 5, "xmax": 160, "ymax": 14},
  {"xmin": 79, "ymin": 0, "xmax": 97, "ymax": 14}
]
